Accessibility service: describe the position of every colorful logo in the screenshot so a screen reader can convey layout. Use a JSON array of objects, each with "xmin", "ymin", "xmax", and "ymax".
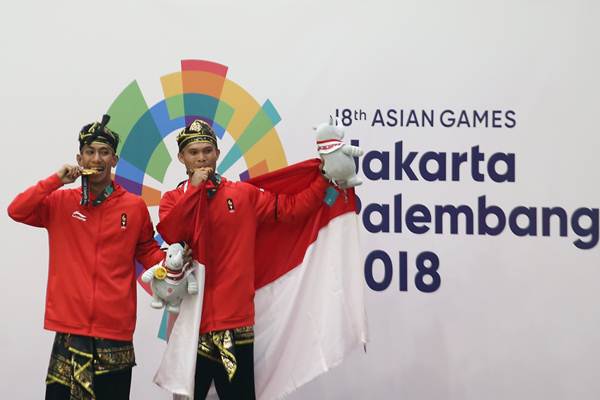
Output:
[
  {"xmin": 106, "ymin": 59, "xmax": 288, "ymax": 207},
  {"xmin": 105, "ymin": 60, "xmax": 288, "ymax": 300}
]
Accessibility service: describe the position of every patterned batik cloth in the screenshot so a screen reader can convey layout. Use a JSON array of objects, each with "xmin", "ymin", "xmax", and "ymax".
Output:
[
  {"xmin": 46, "ymin": 333, "xmax": 136, "ymax": 400},
  {"xmin": 197, "ymin": 326, "xmax": 254, "ymax": 381}
]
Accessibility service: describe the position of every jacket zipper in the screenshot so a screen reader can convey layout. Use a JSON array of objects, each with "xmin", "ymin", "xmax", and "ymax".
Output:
[{"xmin": 88, "ymin": 206, "xmax": 103, "ymax": 335}]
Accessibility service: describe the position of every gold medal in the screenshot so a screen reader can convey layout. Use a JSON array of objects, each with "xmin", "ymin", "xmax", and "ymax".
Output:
[
  {"xmin": 80, "ymin": 168, "xmax": 99, "ymax": 175},
  {"xmin": 154, "ymin": 266, "xmax": 167, "ymax": 280}
]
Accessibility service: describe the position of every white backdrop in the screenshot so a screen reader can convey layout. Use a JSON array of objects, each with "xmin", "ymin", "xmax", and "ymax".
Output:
[{"xmin": 1, "ymin": 1, "xmax": 599, "ymax": 399}]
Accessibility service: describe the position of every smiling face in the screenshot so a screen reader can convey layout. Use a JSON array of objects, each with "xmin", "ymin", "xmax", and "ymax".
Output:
[
  {"xmin": 177, "ymin": 142, "xmax": 220, "ymax": 175},
  {"xmin": 77, "ymin": 142, "xmax": 118, "ymax": 186}
]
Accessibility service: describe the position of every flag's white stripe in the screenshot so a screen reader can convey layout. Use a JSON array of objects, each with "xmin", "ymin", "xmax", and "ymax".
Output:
[
  {"xmin": 153, "ymin": 262, "xmax": 205, "ymax": 399},
  {"xmin": 254, "ymin": 212, "xmax": 368, "ymax": 400},
  {"xmin": 155, "ymin": 212, "xmax": 367, "ymax": 400}
]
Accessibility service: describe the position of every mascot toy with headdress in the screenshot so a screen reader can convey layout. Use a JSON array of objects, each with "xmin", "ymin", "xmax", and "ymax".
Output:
[
  {"xmin": 316, "ymin": 117, "xmax": 364, "ymax": 188},
  {"xmin": 142, "ymin": 243, "xmax": 198, "ymax": 314}
]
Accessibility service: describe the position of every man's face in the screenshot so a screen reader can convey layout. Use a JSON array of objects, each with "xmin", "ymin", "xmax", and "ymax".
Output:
[
  {"xmin": 77, "ymin": 142, "xmax": 118, "ymax": 184},
  {"xmin": 178, "ymin": 142, "xmax": 220, "ymax": 175}
]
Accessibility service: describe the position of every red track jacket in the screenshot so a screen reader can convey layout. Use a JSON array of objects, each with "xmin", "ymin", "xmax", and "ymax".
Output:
[
  {"xmin": 158, "ymin": 160, "xmax": 329, "ymax": 333},
  {"xmin": 8, "ymin": 174, "xmax": 165, "ymax": 341}
]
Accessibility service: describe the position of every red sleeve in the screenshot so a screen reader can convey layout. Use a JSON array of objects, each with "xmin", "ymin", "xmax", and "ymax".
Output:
[
  {"xmin": 135, "ymin": 204, "xmax": 165, "ymax": 269},
  {"xmin": 7, "ymin": 174, "xmax": 64, "ymax": 228},
  {"xmin": 157, "ymin": 183, "xmax": 204, "ymax": 245},
  {"xmin": 253, "ymin": 173, "xmax": 329, "ymax": 223}
]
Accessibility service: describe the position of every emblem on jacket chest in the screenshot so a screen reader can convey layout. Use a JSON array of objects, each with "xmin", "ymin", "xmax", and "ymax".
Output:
[{"xmin": 226, "ymin": 198, "xmax": 235, "ymax": 213}]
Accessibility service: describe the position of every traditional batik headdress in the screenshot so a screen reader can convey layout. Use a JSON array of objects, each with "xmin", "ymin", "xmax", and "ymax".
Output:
[
  {"xmin": 176, "ymin": 119, "xmax": 218, "ymax": 151},
  {"xmin": 79, "ymin": 114, "xmax": 120, "ymax": 153}
]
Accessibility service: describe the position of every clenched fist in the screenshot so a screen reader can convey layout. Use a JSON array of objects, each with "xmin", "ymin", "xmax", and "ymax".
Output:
[
  {"xmin": 56, "ymin": 165, "xmax": 82, "ymax": 184},
  {"xmin": 189, "ymin": 167, "xmax": 214, "ymax": 187}
]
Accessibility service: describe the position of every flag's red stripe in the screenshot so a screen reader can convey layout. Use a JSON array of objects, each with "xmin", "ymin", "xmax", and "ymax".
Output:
[{"xmin": 248, "ymin": 159, "xmax": 357, "ymax": 288}]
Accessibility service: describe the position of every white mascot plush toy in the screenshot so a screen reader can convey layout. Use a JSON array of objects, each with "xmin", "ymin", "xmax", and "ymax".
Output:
[
  {"xmin": 141, "ymin": 243, "xmax": 198, "ymax": 314},
  {"xmin": 316, "ymin": 117, "xmax": 364, "ymax": 188}
]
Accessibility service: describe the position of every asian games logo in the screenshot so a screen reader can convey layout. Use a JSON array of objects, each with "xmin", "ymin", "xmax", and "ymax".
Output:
[
  {"xmin": 107, "ymin": 59, "xmax": 287, "ymax": 204},
  {"xmin": 105, "ymin": 59, "xmax": 287, "ymax": 302}
]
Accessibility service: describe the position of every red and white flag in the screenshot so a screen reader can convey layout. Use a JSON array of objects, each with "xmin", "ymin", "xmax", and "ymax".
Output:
[{"xmin": 155, "ymin": 159, "xmax": 368, "ymax": 399}]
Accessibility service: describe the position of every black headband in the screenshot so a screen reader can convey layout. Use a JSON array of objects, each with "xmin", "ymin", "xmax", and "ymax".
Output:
[
  {"xmin": 79, "ymin": 114, "xmax": 120, "ymax": 153},
  {"xmin": 176, "ymin": 119, "xmax": 218, "ymax": 151}
]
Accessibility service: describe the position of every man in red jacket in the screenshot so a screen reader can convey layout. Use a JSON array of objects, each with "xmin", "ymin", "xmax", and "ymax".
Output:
[
  {"xmin": 8, "ymin": 115, "xmax": 167, "ymax": 400},
  {"xmin": 157, "ymin": 120, "xmax": 330, "ymax": 400}
]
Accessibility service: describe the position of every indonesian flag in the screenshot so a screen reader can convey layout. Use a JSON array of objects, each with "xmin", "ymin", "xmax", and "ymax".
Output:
[{"xmin": 155, "ymin": 159, "xmax": 368, "ymax": 400}]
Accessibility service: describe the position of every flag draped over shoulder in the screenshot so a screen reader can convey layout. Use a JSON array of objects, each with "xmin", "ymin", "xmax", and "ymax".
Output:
[{"xmin": 155, "ymin": 159, "xmax": 368, "ymax": 400}]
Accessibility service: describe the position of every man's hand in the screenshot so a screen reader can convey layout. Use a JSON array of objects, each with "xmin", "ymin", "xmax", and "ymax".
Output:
[
  {"xmin": 182, "ymin": 243, "xmax": 193, "ymax": 268},
  {"xmin": 57, "ymin": 164, "xmax": 82, "ymax": 184},
  {"xmin": 189, "ymin": 167, "xmax": 214, "ymax": 187}
]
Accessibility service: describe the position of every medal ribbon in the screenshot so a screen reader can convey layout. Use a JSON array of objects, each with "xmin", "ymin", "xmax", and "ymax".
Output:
[
  {"xmin": 80, "ymin": 174, "xmax": 90, "ymax": 206},
  {"xmin": 81, "ymin": 180, "xmax": 114, "ymax": 207},
  {"xmin": 206, "ymin": 173, "xmax": 221, "ymax": 198}
]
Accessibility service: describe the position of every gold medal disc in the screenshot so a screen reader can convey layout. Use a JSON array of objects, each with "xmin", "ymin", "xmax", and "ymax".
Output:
[{"xmin": 154, "ymin": 266, "xmax": 167, "ymax": 280}]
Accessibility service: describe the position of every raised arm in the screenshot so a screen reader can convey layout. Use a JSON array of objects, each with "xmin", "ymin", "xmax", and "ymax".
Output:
[
  {"xmin": 157, "ymin": 183, "xmax": 204, "ymax": 245},
  {"xmin": 158, "ymin": 167, "xmax": 214, "ymax": 245},
  {"xmin": 8, "ymin": 174, "xmax": 65, "ymax": 227},
  {"xmin": 253, "ymin": 172, "xmax": 329, "ymax": 223},
  {"xmin": 8, "ymin": 165, "xmax": 83, "ymax": 227}
]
